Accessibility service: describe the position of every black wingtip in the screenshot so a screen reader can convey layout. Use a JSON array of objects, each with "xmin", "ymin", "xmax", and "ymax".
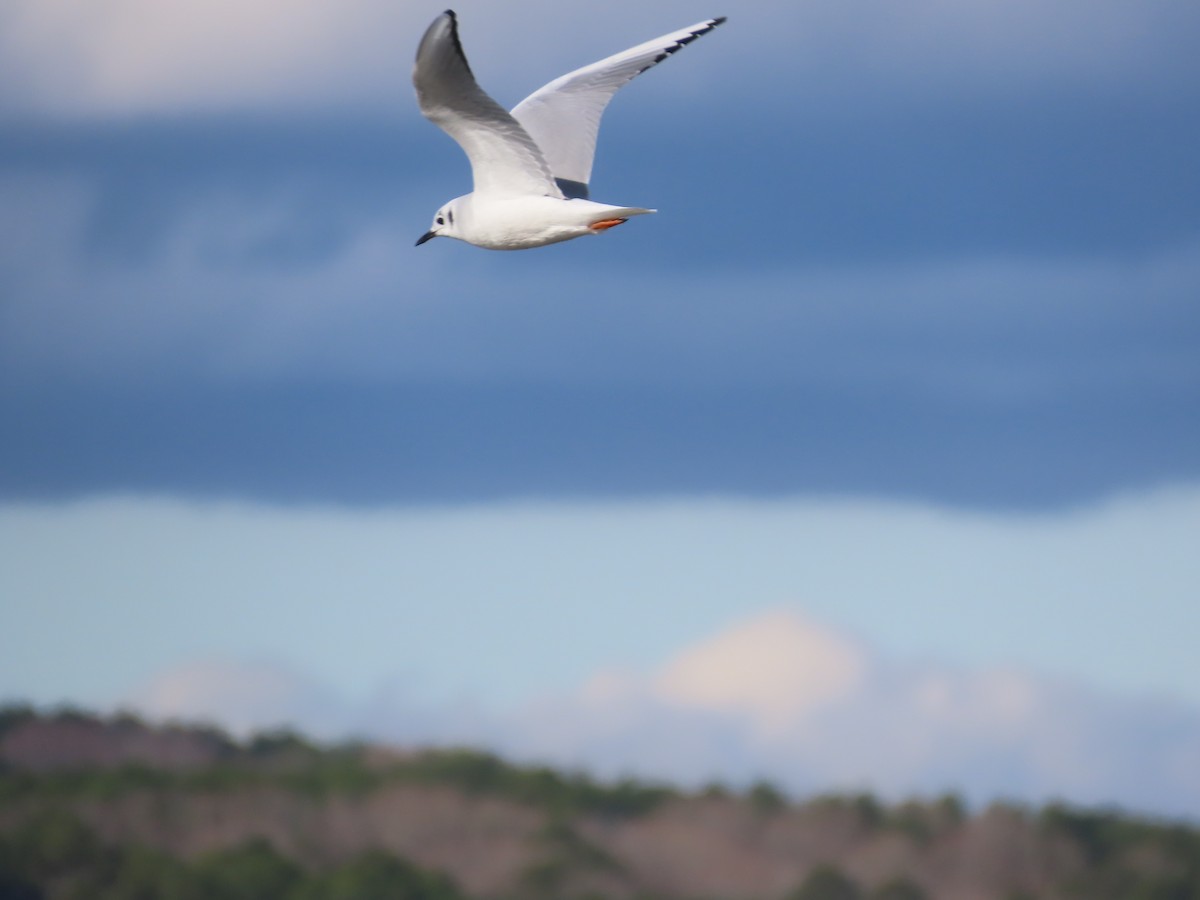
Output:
[
  {"xmin": 644, "ymin": 16, "xmax": 727, "ymax": 71},
  {"xmin": 441, "ymin": 9, "xmax": 473, "ymax": 78}
]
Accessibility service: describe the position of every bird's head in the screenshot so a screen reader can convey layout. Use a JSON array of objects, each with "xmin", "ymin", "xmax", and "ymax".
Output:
[{"xmin": 415, "ymin": 198, "xmax": 464, "ymax": 246}]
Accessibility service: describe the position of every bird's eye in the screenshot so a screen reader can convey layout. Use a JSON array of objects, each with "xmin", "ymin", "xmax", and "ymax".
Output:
[{"xmin": 436, "ymin": 215, "xmax": 445, "ymax": 226}]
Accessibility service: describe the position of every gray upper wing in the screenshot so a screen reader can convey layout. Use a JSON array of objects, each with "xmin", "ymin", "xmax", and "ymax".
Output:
[
  {"xmin": 413, "ymin": 11, "xmax": 562, "ymax": 198},
  {"xmin": 509, "ymin": 17, "xmax": 726, "ymax": 191}
]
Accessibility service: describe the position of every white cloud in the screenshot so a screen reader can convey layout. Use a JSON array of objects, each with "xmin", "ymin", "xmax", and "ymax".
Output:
[
  {"xmin": 497, "ymin": 612, "xmax": 1200, "ymax": 819},
  {"xmin": 0, "ymin": 0, "xmax": 734, "ymax": 116},
  {"xmin": 120, "ymin": 610, "xmax": 1200, "ymax": 819},
  {"xmin": 0, "ymin": 0, "xmax": 411, "ymax": 115},
  {"xmin": 3, "ymin": 487, "xmax": 1197, "ymax": 815},
  {"xmin": 3, "ymin": 489, "xmax": 1198, "ymax": 720},
  {"xmin": 652, "ymin": 610, "xmax": 865, "ymax": 734},
  {"xmin": 4, "ymin": 167, "xmax": 1198, "ymax": 395},
  {"xmin": 132, "ymin": 658, "xmax": 354, "ymax": 738},
  {"xmin": 1, "ymin": 0, "xmax": 1195, "ymax": 116}
]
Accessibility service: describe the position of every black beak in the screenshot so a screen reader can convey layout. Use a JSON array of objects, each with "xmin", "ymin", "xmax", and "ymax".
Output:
[{"xmin": 415, "ymin": 230, "xmax": 436, "ymax": 246}]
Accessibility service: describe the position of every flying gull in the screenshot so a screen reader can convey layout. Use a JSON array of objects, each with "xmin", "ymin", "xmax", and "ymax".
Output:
[{"xmin": 413, "ymin": 10, "xmax": 726, "ymax": 250}]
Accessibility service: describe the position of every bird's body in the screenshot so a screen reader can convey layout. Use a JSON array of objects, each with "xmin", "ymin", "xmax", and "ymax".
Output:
[
  {"xmin": 413, "ymin": 10, "xmax": 725, "ymax": 250},
  {"xmin": 426, "ymin": 194, "xmax": 654, "ymax": 251}
]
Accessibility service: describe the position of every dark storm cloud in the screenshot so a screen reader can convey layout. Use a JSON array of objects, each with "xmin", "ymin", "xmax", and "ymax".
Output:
[
  {"xmin": 2, "ymin": 95, "xmax": 1197, "ymax": 267},
  {"xmin": 2, "ymin": 0, "xmax": 1198, "ymax": 510},
  {"xmin": 3, "ymin": 378, "xmax": 1197, "ymax": 510},
  {"xmin": 0, "ymin": 116, "xmax": 425, "ymax": 264},
  {"xmin": 1, "ymin": 108, "xmax": 1198, "ymax": 509}
]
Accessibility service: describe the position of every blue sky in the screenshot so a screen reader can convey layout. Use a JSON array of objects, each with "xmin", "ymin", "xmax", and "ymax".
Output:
[{"xmin": 2, "ymin": 0, "xmax": 1199, "ymax": 817}]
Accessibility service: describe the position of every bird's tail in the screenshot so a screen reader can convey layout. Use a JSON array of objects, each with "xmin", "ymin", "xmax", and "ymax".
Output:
[{"xmin": 596, "ymin": 206, "xmax": 656, "ymax": 220}]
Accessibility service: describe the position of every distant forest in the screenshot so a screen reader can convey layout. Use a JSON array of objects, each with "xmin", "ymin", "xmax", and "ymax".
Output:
[{"xmin": 1, "ymin": 705, "xmax": 1197, "ymax": 900}]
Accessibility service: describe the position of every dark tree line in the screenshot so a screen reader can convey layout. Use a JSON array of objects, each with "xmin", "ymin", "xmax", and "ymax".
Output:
[
  {"xmin": 0, "ymin": 810, "xmax": 464, "ymax": 900},
  {"xmin": 3, "ymin": 707, "xmax": 1200, "ymax": 900}
]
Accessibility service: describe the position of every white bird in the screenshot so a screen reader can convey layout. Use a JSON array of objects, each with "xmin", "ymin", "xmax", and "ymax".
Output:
[{"xmin": 413, "ymin": 10, "xmax": 726, "ymax": 250}]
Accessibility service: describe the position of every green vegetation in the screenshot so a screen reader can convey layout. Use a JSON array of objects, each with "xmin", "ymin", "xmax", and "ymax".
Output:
[
  {"xmin": 789, "ymin": 864, "xmax": 862, "ymax": 900},
  {"xmin": 0, "ymin": 703, "xmax": 36, "ymax": 738},
  {"xmin": 397, "ymin": 748, "xmax": 675, "ymax": 817},
  {"xmin": 0, "ymin": 707, "xmax": 674, "ymax": 817},
  {"xmin": 787, "ymin": 867, "xmax": 931, "ymax": 900},
  {"xmin": 0, "ymin": 813, "xmax": 464, "ymax": 900},
  {"xmin": 518, "ymin": 818, "xmax": 626, "ymax": 897},
  {"xmin": 3, "ymin": 706, "xmax": 1200, "ymax": 900},
  {"xmin": 1040, "ymin": 803, "xmax": 1200, "ymax": 900},
  {"xmin": 883, "ymin": 795, "xmax": 965, "ymax": 845},
  {"xmin": 0, "ymin": 754, "xmax": 673, "ymax": 815},
  {"xmin": 294, "ymin": 850, "xmax": 463, "ymax": 900},
  {"xmin": 870, "ymin": 878, "xmax": 928, "ymax": 900},
  {"xmin": 808, "ymin": 792, "xmax": 886, "ymax": 829},
  {"xmin": 747, "ymin": 780, "xmax": 788, "ymax": 815}
]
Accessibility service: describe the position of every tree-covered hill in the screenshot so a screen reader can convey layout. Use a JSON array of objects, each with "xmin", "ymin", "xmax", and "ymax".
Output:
[{"xmin": 1, "ymin": 705, "xmax": 1197, "ymax": 900}]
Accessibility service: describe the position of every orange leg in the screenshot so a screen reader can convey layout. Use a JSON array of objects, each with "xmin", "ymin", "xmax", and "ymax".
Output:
[{"xmin": 588, "ymin": 218, "xmax": 628, "ymax": 232}]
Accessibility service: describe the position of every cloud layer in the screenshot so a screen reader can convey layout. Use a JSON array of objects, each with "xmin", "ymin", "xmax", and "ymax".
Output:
[
  {"xmin": 511, "ymin": 611, "xmax": 1200, "ymax": 819},
  {"xmin": 127, "ymin": 610, "xmax": 1200, "ymax": 820},
  {"xmin": 3, "ymin": 136, "xmax": 1196, "ymax": 507},
  {"xmin": 2, "ymin": 2, "xmax": 1197, "ymax": 509},
  {"xmin": 4, "ymin": 161, "xmax": 1198, "ymax": 388},
  {"xmin": 4, "ymin": 489, "xmax": 1197, "ymax": 717},
  {"xmin": 4, "ymin": 0, "xmax": 1197, "ymax": 115},
  {"xmin": 5, "ymin": 489, "xmax": 1196, "ymax": 817}
]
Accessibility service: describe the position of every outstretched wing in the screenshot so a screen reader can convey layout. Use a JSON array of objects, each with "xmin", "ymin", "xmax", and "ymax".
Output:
[
  {"xmin": 413, "ymin": 11, "xmax": 562, "ymax": 198},
  {"xmin": 510, "ymin": 17, "xmax": 726, "ymax": 199}
]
